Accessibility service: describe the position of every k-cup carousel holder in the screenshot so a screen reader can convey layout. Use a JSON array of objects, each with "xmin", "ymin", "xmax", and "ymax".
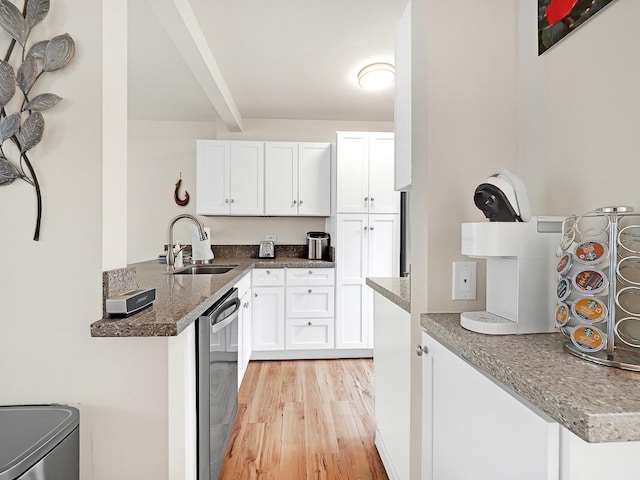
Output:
[{"xmin": 556, "ymin": 206, "xmax": 640, "ymax": 371}]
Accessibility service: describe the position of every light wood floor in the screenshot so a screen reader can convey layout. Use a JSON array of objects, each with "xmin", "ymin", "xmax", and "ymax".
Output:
[{"xmin": 219, "ymin": 359, "xmax": 389, "ymax": 480}]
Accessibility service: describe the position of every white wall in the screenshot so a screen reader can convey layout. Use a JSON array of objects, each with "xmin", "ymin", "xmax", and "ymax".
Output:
[
  {"xmin": 102, "ymin": 0, "xmax": 128, "ymax": 271},
  {"xmin": 518, "ymin": 0, "xmax": 639, "ymax": 214},
  {"xmin": 0, "ymin": 3, "xmax": 170, "ymax": 479},
  {"xmin": 128, "ymin": 117, "xmax": 393, "ymax": 263}
]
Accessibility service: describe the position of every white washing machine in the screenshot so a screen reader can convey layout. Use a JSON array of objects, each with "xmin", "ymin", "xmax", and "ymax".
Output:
[{"xmin": 0, "ymin": 405, "xmax": 79, "ymax": 480}]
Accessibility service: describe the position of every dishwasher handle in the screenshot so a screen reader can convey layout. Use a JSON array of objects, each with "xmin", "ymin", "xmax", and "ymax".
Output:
[{"xmin": 208, "ymin": 297, "xmax": 240, "ymax": 333}]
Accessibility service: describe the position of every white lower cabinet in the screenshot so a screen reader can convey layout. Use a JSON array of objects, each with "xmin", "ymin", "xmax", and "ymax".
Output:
[
  {"xmin": 335, "ymin": 214, "xmax": 399, "ymax": 349},
  {"xmin": 251, "ymin": 268, "xmax": 335, "ymax": 357},
  {"xmin": 252, "ymin": 286, "xmax": 285, "ymax": 351},
  {"xmin": 421, "ymin": 331, "xmax": 559, "ymax": 480},
  {"xmin": 373, "ymin": 292, "xmax": 410, "ymax": 480}
]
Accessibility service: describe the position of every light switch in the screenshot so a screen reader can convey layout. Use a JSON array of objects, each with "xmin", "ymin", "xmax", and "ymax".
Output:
[{"xmin": 452, "ymin": 262, "xmax": 477, "ymax": 300}]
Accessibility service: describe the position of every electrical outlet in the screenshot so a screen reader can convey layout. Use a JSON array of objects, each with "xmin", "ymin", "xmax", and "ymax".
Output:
[
  {"xmin": 265, "ymin": 234, "xmax": 277, "ymax": 242},
  {"xmin": 452, "ymin": 262, "xmax": 477, "ymax": 300}
]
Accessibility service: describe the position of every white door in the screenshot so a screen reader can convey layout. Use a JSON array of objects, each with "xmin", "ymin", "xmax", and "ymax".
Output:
[
  {"xmin": 196, "ymin": 140, "xmax": 230, "ymax": 215},
  {"xmin": 336, "ymin": 214, "xmax": 369, "ymax": 349},
  {"xmin": 298, "ymin": 143, "xmax": 331, "ymax": 216},
  {"xmin": 422, "ymin": 332, "xmax": 559, "ymax": 480},
  {"xmin": 336, "ymin": 132, "xmax": 369, "ymax": 213},
  {"xmin": 229, "ymin": 141, "xmax": 264, "ymax": 215},
  {"xmin": 252, "ymin": 287, "xmax": 285, "ymax": 351},
  {"xmin": 265, "ymin": 142, "xmax": 297, "ymax": 215},
  {"xmin": 369, "ymin": 132, "xmax": 400, "ymax": 214}
]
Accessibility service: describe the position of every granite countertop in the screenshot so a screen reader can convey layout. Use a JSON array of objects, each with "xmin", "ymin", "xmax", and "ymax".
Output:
[
  {"xmin": 91, "ymin": 257, "xmax": 334, "ymax": 338},
  {"xmin": 366, "ymin": 277, "xmax": 410, "ymax": 313},
  {"xmin": 422, "ymin": 313, "xmax": 640, "ymax": 443}
]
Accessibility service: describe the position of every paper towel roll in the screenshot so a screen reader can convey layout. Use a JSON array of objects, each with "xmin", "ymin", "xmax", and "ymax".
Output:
[{"xmin": 189, "ymin": 225, "xmax": 214, "ymax": 261}]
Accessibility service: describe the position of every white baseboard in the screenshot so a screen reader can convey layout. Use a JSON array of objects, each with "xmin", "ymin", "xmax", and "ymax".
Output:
[
  {"xmin": 250, "ymin": 348, "xmax": 373, "ymax": 360},
  {"xmin": 375, "ymin": 430, "xmax": 399, "ymax": 480}
]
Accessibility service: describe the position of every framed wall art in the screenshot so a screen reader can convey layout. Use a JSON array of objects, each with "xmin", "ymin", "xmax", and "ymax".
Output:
[{"xmin": 539, "ymin": 0, "xmax": 618, "ymax": 54}]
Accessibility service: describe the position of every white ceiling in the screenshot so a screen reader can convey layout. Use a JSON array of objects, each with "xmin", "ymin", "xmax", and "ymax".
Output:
[{"xmin": 127, "ymin": 0, "xmax": 408, "ymax": 125}]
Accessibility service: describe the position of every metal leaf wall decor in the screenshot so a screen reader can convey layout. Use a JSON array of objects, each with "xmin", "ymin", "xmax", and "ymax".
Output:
[{"xmin": 0, "ymin": 0, "xmax": 75, "ymax": 240}]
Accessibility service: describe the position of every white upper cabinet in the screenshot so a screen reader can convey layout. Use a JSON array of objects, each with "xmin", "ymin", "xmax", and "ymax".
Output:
[
  {"xmin": 264, "ymin": 142, "xmax": 331, "ymax": 216},
  {"xmin": 368, "ymin": 133, "xmax": 398, "ymax": 213},
  {"xmin": 264, "ymin": 142, "xmax": 298, "ymax": 216},
  {"xmin": 394, "ymin": 1, "xmax": 412, "ymax": 191},
  {"xmin": 297, "ymin": 143, "xmax": 331, "ymax": 216},
  {"xmin": 336, "ymin": 132, "xmax": 400, "ymax": 214},
  {"xmin": 196, "ymin": 140, "xmax": 264, "ymax": 215}
]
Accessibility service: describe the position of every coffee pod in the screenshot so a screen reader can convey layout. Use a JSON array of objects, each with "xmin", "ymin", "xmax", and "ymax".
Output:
[
  {"xmin": 615, "ymin": 317, "xmax": 640, "ymax": 348},
  {"xmin": 570, "ymin": 297, "xmax": 608, "ymax": 324},
  {"xmin": 566, "ymin": 325, "xmax": 608, "ymax": 353},
  {"xmin": 556, "ymin": 253, "xmax": 573, "ymax": 277},
  {"xmin": 571, "ymin": 268, "xmax": 608, "ymax": 296},
  {"xmin": 555, "ymin": 302, "xmax": 571, "ymax": 328},
  {"xmin": 556, "ymin": 278, "xmax": 572, "ymax": 302},
  {"xmin": 573, "ymin": 241, "xmax": 609, "ymax": 267}
]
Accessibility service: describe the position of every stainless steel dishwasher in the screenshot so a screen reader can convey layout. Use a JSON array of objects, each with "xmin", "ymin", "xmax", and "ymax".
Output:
[{"xmin": 197, "ymin": 288, "xmax": 240, "ymax": 480}]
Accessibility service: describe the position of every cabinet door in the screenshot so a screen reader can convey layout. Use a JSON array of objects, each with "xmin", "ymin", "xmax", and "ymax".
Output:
[
  {"xmin": 229, "ymin": 142, "xmax": 264, "ymax": 215},
  {"xmin": 336, "ymin": 132, "xmax": 369, "ymax": 213},
  {"xmin": 239, "ymin": 289, "xmax": 252, "ymax": 387},
  {"xmin": 265, "ymin": 142, "xmax": 297, "ymax": 216},
  {"xmin": 196, "ymin": 140, "xmax": 230, "ymax": 215},
  {"xmin": 394, "ymin": 3, "xmax": 412, "ymax": 192},
  {"xmin": 335, "ymin": 214, "xmax": 369, "ymax": 349},
  {"xmin": 252, "ymin": 287, "xmax": 285, "ymax": 351},
  {"xmin": 369, "ymin": 133, "xmax": 400, "ymax": 214},
  {"xmin": 422, "ymin": 332, "xmax": 559, "ymax": 480},
  {"xmin": 298, "ymin": 143, "xmax": 331, "ymax": 216},
  {"xmin": 368, "ymin": 214, "xmax": 400, "ymax": 278}
]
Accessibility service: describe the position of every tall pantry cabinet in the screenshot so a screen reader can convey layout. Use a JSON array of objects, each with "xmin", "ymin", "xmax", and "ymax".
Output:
[{"xmin": 330, "ymin": 132, "xmax": 400, "ymax": 350}]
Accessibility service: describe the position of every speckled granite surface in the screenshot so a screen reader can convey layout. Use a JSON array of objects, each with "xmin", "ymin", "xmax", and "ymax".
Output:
[
  {"xmin": 92, "ymin": 257, "xmax": 335, "ymax": 338},
  {"xmin": 422, "ymin": 313, "xmax": 640, "ymax": 443},
  {"xmin": 366, "ymin": 277, "xmax": 410, "ymax": 313}
]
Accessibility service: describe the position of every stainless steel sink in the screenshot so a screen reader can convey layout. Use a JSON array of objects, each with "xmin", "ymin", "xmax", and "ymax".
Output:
[{"xmin": 170, "ymin": 265, "xmax": 238, "ymax": 275}]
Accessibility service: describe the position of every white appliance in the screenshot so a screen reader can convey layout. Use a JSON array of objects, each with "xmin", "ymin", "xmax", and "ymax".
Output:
[{"xmin": 461, "ymin": 169, "xmax": 562, "ymax": 335}]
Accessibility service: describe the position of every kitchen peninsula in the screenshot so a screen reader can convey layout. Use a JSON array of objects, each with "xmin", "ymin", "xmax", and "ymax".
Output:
[{"xmin": 369, "ymin": 278, "xmax": 640, "ymax": 480}]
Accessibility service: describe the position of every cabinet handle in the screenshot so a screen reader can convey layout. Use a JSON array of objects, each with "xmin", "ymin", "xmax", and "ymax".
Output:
[
  {"xmin": 230, "ymin": 198, "xmax": 235, "ymax": 203},
  {"xmin": 308, "ymin": 270, "xmax": 313, "ymax": 274},
  {"xmin": 243, "ymin": 302, "xmax": 249, "ymax": 309},
  {"xmin": 293, "ymin": 200, "xmax": 297, "ymax": 205},
  {"xmin": 364, "ymin": 226, "xmax": 368, "ymax": 231},
  {"xmin": 416, "ymin": 344, "xmax": 428, "ymax": 356},
  {"xmin": 370, "ymin": 227, "xmax": 375, "ymax": 231},
  {"xmin": 266, "ymin": 270, "xmax": 271, "ymax": 275},
  {"xmin": 254, "ymin": 293, "xmax": 258, "ymax": 297},
  {"xmin": 299, "ymin": 199, "xmax": 304, "ymax": 205},
  {"xmin": 364, "ymin": 197, "xmax": 369, "ymax": 202},
  {"xmin": 307, "ymin": 321, "xmax": 312, "ymax": 326},
  {"xmin": 370, "ymin": 197, "xmax": 375, "ymax": 202},
  {"xmin": 225, "ymin": 199, "xmax": 229, "ymax": 203},
  {"xmin": 308, "ymin": 289, "xmax": 312, "ymax": 294}
]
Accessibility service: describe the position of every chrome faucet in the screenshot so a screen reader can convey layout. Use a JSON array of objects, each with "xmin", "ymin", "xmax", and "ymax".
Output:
[{"xmin": 167, "ymin": 214, "xmax": 207, "ymax": 270}]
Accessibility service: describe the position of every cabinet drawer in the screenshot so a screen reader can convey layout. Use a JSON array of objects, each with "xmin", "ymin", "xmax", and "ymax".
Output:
[
  {"xmin": 285, "ymin": 318, "xmax": 335, "ymax": 350},
  {"xmin": 286, "ymin": 268, "xmax": 335, "ymax": 286},
  {"xmin": 234, "ymin": 272, "xmax": 251, "ymax": 298},
  {"xmin": 252, "ymin": 268, "xmax": 285, "ymax": 286},
  {"xmin": 286, "ymin": 286, "xmax": 335, "ymax": 318}
]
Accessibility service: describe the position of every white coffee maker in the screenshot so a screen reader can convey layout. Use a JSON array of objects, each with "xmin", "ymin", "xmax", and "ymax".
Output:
[{"xmin": 461, "ymin": 169, "xmax": 562, "ymax": 335}]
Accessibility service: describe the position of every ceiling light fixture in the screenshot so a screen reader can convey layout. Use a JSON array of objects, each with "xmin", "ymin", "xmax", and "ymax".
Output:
[{"xmin": 357, "ymin": 62, "xmax": 395, "ymax": 91}]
